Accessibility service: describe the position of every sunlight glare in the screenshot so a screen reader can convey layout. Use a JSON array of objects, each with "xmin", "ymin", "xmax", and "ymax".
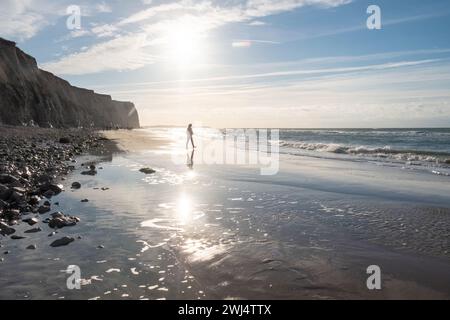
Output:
[
  {"xmin": 186, "ymin": 170, "xmax": 196, "ymax": 179},
  {"xmin": 162, "ymin": 19, "xmax": 208, "ymax": 69},
  {"xmin": 177, "ymin": 193, "xmax": 192, "ymax": 224}
]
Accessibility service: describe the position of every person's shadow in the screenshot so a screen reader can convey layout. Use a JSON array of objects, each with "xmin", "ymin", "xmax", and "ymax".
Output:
[{"xmin": 186, "ymin": 149, "xmax": 195, "ymax": 170}]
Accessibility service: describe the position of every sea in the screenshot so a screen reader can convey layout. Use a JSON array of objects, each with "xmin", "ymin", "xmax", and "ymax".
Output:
[
  {"xmin": 276, "ymin": 128, "xmax": 450, "ymax": 176},
  {"xmin": 149, "ymin": 127, "xmax": 450, "ymax": 176}
]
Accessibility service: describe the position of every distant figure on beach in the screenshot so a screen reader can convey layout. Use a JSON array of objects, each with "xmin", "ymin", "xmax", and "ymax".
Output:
[{"xmin": 186, "ymin": 124, "xmax": 195, "ymax": 149}]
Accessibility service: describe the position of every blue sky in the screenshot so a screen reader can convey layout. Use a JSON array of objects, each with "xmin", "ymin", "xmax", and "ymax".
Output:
[{"xmin": 2, "ymin": 0, "xmax": 450, "ymax": 127}]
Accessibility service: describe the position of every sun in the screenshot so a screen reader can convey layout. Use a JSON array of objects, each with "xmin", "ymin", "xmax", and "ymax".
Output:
[{"xmin": 162, "ymin": 19, "xmax": 208, "ymax": 69}]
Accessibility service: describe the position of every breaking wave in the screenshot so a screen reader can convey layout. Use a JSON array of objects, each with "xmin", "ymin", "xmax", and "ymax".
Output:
[{"xmin": 279, "ymin": 140, "xmax": 450, "ymax": 165}]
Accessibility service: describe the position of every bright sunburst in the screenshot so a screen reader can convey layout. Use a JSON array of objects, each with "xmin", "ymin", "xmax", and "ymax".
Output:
[{"xmin": 162, "ymin": 19, "xmax": 208, "ymax": 69}]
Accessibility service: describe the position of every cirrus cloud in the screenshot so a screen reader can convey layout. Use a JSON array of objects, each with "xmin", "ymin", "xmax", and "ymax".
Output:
[{"xmin": 42, "ymin": 0, "xmax": 353, "ymax": 75}]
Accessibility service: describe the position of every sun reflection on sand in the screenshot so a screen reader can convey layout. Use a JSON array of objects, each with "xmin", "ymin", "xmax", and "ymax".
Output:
[
  {"xmin": 177, "ymin": 193, "xmax": 192, "ymax": 224},
  {"xmin": 182, "ymin": 238, "xmax": 230, "ymax": 263},
  {"xmin": 186, "ymin": 170, "xmax": 196, "ymax": 179}
]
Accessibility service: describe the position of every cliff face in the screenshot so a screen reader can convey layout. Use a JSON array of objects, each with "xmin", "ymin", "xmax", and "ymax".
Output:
[{"xmin": 0, "ymin": 38, "xmax": 140, "ymax": 129}]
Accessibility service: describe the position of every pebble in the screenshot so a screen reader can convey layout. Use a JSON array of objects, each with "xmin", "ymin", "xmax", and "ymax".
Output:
[
  {"xmin": 37, "ymin": 205, "xmax": 51, "ymax": 214},
  {"xmin": 139, "ymin": 168, "xmax": 156, "ymax": 174},
  {"xmin": 50, "ymin": 236, "xmax": 75, "ymax": 247},
  {"xmin": 71, "ymin": 182, "xmax": 81, "ymax": 189},
  {"xmin": 28, "ymin": 195, "xmax": 41, "ymax": 205},
  {"xmin": 25, "ymin": 227, "xmax": 42, "ymax": 233},
  {"xmin": 0, "ymin": 222, "xmax": 15, "ymax": 236},
  {"xmin": 48, "ymin": 212, "xmax": 80, "ymax": 229},
  {"xmin": 23, "ymin": 217, "xmax": 39, "ymax": 226},
  {"xmin": 43, "ymin": 190, "xmax": 55, "ymax": 199},
  {"xmin": 26, "ymin": 244, "xmax": 37, "ymax": 250},
  {"xmin": 81, "ymin": 170, "xmax": 97, "ymax": 176},
  {"xmin": 11, "ymin": 235, "xmax": 26, "ymax": 240}
]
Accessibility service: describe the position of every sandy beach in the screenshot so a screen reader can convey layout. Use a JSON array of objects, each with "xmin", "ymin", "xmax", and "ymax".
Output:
[
  {"xmin": 101, "ymin": 129, "xmax": 170, "ymax": 153},
  {"xmin": 1, "ymin": 128, "xmax": 449, "ymax": 300}
]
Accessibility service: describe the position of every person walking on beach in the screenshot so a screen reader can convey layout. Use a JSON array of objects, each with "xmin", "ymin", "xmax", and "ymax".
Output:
[{"xmin": 186, "ymin": 123, "xmax": 195, "ymax": 149}]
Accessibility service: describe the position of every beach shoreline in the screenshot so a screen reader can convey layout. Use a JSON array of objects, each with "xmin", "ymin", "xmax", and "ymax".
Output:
[{"xmin": 1, "ymin": 127, "xmax": 449, "ymax": 300}]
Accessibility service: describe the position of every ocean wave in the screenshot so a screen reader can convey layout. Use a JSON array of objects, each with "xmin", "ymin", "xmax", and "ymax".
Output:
[{"xmin": 279, "ymin": 140, "xmax": 450, "ymax": 165}]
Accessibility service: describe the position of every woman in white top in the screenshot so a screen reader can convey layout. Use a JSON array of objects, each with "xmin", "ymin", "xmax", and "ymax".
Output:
[{"xmin": 186, "ymin": 123, "xmax": 195, "ymax": 149}]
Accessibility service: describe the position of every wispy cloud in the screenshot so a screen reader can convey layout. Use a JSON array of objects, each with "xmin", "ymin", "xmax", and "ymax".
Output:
[
  {"xmin": 41, "ymin": 34, "xmax": 155, "ymax": 75},
  {"xmin": 0, "ymin": 0, "xmax": 62, "ymax": 41},
  {"xmin": 248, "ymin": 20, "xmax": 267, "ymax": 26},
  {"xmin": 89, "ymin": 58, "xmax": 442, "ymax": 90},
  {"xmin": 42, "ymin": 0, "xmax": 353, "ymax": 75},
  {"xmin": 96, "ymin": 1, "xmax": 112, "ymax": 13}
]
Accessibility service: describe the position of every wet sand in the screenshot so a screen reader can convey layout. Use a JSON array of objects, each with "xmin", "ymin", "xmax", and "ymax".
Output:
[
  {"xmin": 1, "ymin": 128, "xmax": 449, "ymax": 300},
  {"xmin": 102, "ymin": 129, "xmax": 169, "ymax": 153}
]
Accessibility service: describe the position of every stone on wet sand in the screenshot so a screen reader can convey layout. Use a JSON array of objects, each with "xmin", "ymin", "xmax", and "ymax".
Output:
[
  {"xmin": 46, "ymin": 183, "xmax": 64, "ymax": 194},
  {"xmin": 71, "ymin": 182, "xmax": 81, "ymax": 189},
  {"xmin": 0, "ymin": 222, "xmax": 15, "ymax": 236},
  {"xmin": 22, "ymin": 217, "xmax": 39, "ymax": 226},
  {"xmin": 25, "ymin": 227, "xmax": 42, "ymax": 233},
  {"xmin": 26, "ymin": 244, "xmax": 37, "ymax": 250},
  {"xmin": 43, "ymin": 190, "xmax": 55, "ymax": 199},
  {"xmin": 50, "ymin": 236, "xmax": 74, "ymax": 247},
  {"xmin": 81, "ymin": 169, "xmax": 97, "ymax": 176},
  {"xmin": 139, "ymin": 168, "xmax": 156, "ymax": 174},
  {"xmin": 48, "ymin": 212, "xmax": 80, "ymax": 229},
  {"xmin": 11, "ymin": 235, "xmax": 26, "ymax": 240},
  {"xmin": 38, "ymin": 204, "xmax": 51, "ymax": 214},
  {"xmin": 81, "ymin": 199, "xmax": 89, "ymax": 203},
  {"xmin": 81, "ymin": 164, "xmax": 97, "ymax": 176}
]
